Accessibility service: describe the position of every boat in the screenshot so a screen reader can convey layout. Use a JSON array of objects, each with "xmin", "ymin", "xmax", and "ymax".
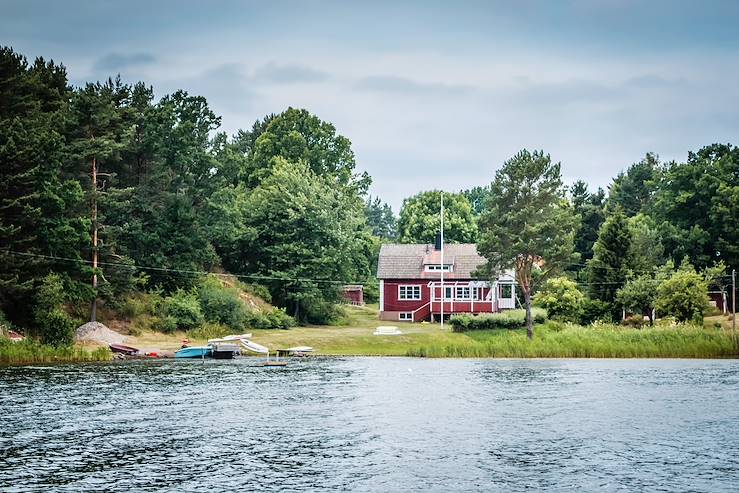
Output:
[
  {"xmin": 276, "ymin": 346, "xmax": 315, "ymax": 357},
  {"xmin": 109, "ymin": 343, "xmax": 139, "ymax": 355},
  {"xmin": 211, "ymin": 343, "xmax": 240, "ymax": 359},
  {"xmin": 174, "ymin": 346, "xmax": 212, "ymax": 358},
  {"xmin": 240, "ymin": 339, "xmax": 269, "ymax": 354}
]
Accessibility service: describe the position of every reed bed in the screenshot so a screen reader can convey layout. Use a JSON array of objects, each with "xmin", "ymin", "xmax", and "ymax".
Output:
[
  {"xmin": 407, "ymin": 322, "xmax": 737, "ymax": 358},
  {"xmin": 0, "ymin": 338, "xmax": 111, "ymax": 364}
]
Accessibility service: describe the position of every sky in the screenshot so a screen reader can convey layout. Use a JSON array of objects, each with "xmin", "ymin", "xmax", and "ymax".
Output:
[{"xmin": 3, "ymin": 0, "xmax": 739, "ymax": 211}]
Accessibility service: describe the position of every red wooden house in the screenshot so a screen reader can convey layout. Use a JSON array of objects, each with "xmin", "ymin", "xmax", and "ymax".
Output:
[{"xmin": 377, "ymin": 242, "xmax": 516, "ymax": 322}]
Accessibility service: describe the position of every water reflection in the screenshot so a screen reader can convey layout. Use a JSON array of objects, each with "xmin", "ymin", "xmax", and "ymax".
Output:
[{"xmin": 1, "ymin": 358, "xmax": 738, "ymax": 492}]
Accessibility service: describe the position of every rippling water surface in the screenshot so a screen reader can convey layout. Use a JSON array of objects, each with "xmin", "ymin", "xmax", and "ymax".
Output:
[{"xmin": 1, "ymin": 358, "xmax": 738, "ymax": 492}]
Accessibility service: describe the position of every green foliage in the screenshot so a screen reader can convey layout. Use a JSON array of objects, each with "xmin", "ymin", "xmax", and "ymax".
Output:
[
  {"xmin": 579, "ymin": 298, "xmax": 613, "ymax": 325},
  {"xmin": 627, "ymin": 214, "xmax": 664, "ymax": 273},
  {"xmin": 248, "ymin": 107, "xmax": 370, "ymax": 193},
  {"xmin": 398, "ymin": 190, "xmax": 477, "ymax": 243},
  {"xmin": 33, "ymin": 274, "xmax": 76, "ymax": 346},
  {"xmin": 652, "ymin": 144, "xmax": 739, "ymax": 270},
  {"xmin": 235, "ymin": 158, "xmax": 367, "ymax": 324},
  {"xmin": 242, "ymin": 283, "xmax": 272, "ymax": 303},
  {"xmin": 365, "ymin": 196, "xmax": 397, "ymax": 239},
  {"xmin": 460, "ymin": 185, "xmax": 493, "ymax": 215},
  {"xmin": 478, "ymin": 149, "xmax": 578, "ymax": 338},
  {"xmin": 0, "ymin": 338, "xmax": 111, "ymax": 364},
  {"xmin": 0, "ymin": 47, "xmax": 89, "ymax": 326},
  {"xmin": 197, "ymin": 276, "xmax": 249, "ymax": 330},
  {"xmin": 158, "ymin": 289, "xmax": 204, "ymax": 332},
  {"xmin": 449, "ymin": 308, "xmax": 547, "ymax": 332},
  {"xmin": 587, "ymin": 209, "xmax": 632, "ymax": 305},
  {"xmin": 607, "ymin": 153, "xmax": 660, "ymax": 216},
  {"xmin": 656, "ymin": 260, "xmax": 710, "ymax": 323},
  {"xmin": 408, "ymin": 323, "xmax": 735, "ymax": 358},
  {"xmin": 617, "ymin": 275, "xmax": 658, "ymax": 324},
  {"xmin": 533, "ymin": 276, "xmax": 585, "ymax": 323},
  {"xmin": 570, "ymin": 180, "xmax": 606, "ymax": 265}
]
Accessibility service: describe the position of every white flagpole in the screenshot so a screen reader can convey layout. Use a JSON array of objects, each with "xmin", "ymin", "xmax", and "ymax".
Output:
[{"xmin": 440, "ymin": 191, "xmax": 444, "ymax": 331}]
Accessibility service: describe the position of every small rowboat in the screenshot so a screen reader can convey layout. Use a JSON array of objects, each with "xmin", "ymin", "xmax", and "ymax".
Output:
[
  {"xmin": 109, "ymin": 343, "xmax": 139, "ymax": 355},
  {"xmin": 174, "ymin": 346, "xmax": 212, "ymax": 358}
]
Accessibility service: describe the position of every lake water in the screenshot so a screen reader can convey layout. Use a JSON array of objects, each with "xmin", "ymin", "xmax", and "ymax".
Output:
[{"xmin": 1, "ymin": 358, "xmax": 738, "ymax": 492}]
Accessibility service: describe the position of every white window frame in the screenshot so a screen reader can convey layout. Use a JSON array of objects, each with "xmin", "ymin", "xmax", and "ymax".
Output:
[
  {"xmin": 425, "ymin": 264, "xmax": 452, "ymax": 272},
  {"xmin": 399, "ymin": 312, "xmax": 412, "ymax": 320},
  {"xmin": 398, "ymin": 285, "xmax": 421, "ymax": 301},
  {"xmin": 455, "ymin": 286, "xmax": 471, "ymax": 300}
]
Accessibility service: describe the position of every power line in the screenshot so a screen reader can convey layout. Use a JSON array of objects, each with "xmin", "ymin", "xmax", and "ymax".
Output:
[{"xmin": 0, "ymin": 250, "xmax": 363, "ymax": 286}]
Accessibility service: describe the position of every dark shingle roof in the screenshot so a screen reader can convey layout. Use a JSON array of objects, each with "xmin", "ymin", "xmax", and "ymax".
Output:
[{"xmin": 377, "ymin": 243, "xmax": 487, "ymax": 279}]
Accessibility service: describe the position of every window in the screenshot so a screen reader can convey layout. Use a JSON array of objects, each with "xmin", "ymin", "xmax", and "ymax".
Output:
[
  {"xmin": 399, "ymin": 313, "xmax": 412, "ymax": 320},
  {"xmin": 455, "ymin": 287, "xmax": 471, "ymax": 300},
  {"xmin": 443, "ymin": 287, "xmax": 452, "ymax": 299},
  {"xmin": 425, "ymin": 264, "xmax": 452, "ymax": 272},
  {"xmin": 500, "ymin": 284, "xmax": 513, "ymax": 298},
  {"xmin": 398, "ymin": 285, "xmax": 421, "ymax": 300}
]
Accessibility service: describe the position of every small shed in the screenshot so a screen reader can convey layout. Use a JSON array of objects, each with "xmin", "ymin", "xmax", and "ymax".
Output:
[{"xmin": 342, "ymin": 285, "xmax": 364, "ymax": 306}]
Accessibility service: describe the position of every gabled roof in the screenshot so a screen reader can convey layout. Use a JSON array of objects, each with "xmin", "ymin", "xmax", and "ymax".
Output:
[{"xmin": 377, "ymin": 243, "xmax": 487, "ymax": 279}]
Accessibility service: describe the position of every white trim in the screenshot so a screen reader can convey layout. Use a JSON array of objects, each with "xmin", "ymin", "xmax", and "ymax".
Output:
[
  {"xmin": 399, "ymin": 312, "xmax": 412, "ymax": 321},
  {"xmin": 398, "ymin": 285, "xmax": 421, "ymax": 301},
  {"xmin": 379, "ymin": 279, "xmax": 384, "ymax": 311}
]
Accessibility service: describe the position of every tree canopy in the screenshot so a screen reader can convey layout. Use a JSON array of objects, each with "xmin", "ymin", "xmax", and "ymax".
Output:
[
  {"xmin": 398, "ymin": 190, "xmax": 477, "ymax": 244},
  {"xmin": 478, "ymin": 149, "xmax": 578, "ymax": 338}
]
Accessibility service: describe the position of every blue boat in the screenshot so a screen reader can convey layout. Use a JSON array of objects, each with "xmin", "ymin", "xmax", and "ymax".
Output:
[{"xmin": 174, "ymin": 346, "xmax": 212, "ymax": 358}]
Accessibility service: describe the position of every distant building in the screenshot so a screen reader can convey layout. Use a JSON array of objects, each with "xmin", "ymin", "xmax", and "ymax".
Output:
[
  {"xmin": 376, "ymin": 241, "xmax": 516, "ymax": 322},
  {"xmin": 342, "ymin": 285, "xmax": 364, "ymax": 306}
]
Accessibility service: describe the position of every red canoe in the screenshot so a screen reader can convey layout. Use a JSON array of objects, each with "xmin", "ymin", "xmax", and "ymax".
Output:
[{"xmin": 109, "ymin": 343, "xmax": 139, "ymax": 355}]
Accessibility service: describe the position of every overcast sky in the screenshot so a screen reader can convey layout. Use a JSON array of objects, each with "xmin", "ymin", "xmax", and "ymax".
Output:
[{"xmin": 3, "ymin": 0, "xmax": 739, "ymax": 211}]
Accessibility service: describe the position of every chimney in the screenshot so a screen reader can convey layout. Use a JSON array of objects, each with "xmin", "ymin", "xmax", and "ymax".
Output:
[{"xmin": 434, "ymin": 233, "xmax": 442, "ymax": 251}]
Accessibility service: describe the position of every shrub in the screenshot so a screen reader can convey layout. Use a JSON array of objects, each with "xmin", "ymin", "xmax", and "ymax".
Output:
[
  {"xmin": 197, "ymin": 277, "xmax": 249, "ymax": 330},
  {"xmin": 159, "ymin": 290, "xmax": 204, "ymax": 332},
  {"xmin": 450, "ymin": 308, "xmax": 547, "ymax": 332},
  {"xmin": 187, "ymin": 322, "xmax": 231, "ymax": 340},
  {"xmin": 533, "ymin": 277, "xmax": 584, "ymax": 323},
  {"xmin": 34, "ymin": 274, "xmax": 76, "ymax": 346},
  {"xmin": 36, "ymin": 308, "xmax": 76, "ymax": 346},
  {"xmin": 656, "ymin": 260, "xmax": 709, "ymax": 323},
  {"xmin": 241, "ymin": 283, "xmax": 272, "ymax": 303},
  {"xmin": 621, "ymin": 315, "xmax": 646, "ymax": 329},
  {"xmin": 580, "ymin": 298, "xmax": 612, "ymax": 325}
]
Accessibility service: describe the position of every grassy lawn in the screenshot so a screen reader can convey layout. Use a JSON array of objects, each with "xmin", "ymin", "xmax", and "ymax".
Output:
[{"xmin": 122, "ymin": 305, "xmax": 739, "ymax": 359}]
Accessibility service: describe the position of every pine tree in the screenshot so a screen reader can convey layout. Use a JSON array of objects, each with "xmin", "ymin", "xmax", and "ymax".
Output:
[
  {"xmin": 0, "ymin": 48, "xmax": 88, "ymax": 325},
  {"xmin": 587, "ymin": 209, "xmax": 632, "ymax": 305}
]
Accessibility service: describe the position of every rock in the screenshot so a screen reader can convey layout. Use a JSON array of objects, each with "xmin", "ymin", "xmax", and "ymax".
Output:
[{"xmin": 75, "ymin": 321, "xmax": 126, "ymax": 345}]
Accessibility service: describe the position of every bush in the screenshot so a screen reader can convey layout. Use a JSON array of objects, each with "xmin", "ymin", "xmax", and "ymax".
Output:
[
  {"xmin": 450, "ymin": 308, "xmax": 547, "ymax": 332},
  {"xmin": 159, "ymin": 290, "xmax": 204, "ymax": 332},
  {"xmin": 34, "ymin": 274, "xmax": 76, "ymax": 346},
  {"xmin": 656, "ymin": 261, "xmax": 709, "ymax": 323},
  {"xmin": 580, "ymin": 298, "xmax": 612, "ymax": 325},
  {"xmin": 197, "ymin": 277, "xmax": 249, "ymax": 330},
  {"xmin": 622, "ymin": 315, "xmax": 646, "ymax": 329},
  {"xmin": 241, "ymin": 283, "xmax": 272, "ymax": 303},
  {"xmin": 36, "ymin": 308, "xmax": 76, "ymax": 346},
  {"xmin": 533, "ymin": 277, "xmax": 584, "ymax": 323}
]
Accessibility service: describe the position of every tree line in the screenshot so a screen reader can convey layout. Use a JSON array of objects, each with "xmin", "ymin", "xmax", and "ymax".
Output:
[
  {"xmin": 2, "ymin": 46, "xmax": 736, "ymax": 342},
  {"xmin": 0, "ymin": 47, "xmax": 378, "ymax": 340},
  {"xmin": 379, "ymin": 148, "xmax": 736, "ymax": 337}
]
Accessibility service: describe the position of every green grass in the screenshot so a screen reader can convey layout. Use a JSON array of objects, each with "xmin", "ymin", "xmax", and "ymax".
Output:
[
  {"xmin": 0, "ymin": 338, "xmax": 112, "ymax": 364},
  {"xmin": 407, "ymin": 321, "xmax": 738, "ymax": 358}
]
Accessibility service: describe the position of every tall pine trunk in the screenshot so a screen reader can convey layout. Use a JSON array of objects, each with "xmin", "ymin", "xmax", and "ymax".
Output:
[{"xmin": 524, "ymin": 288, "xmax": 533, "ymax": 340}]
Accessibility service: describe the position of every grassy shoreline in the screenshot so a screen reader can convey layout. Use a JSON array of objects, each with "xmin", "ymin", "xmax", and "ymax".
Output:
[
  {"xmin": 3, "ymin": 306, "xmax": 737, "ymax": 363},
  {"xmin": 0, "ymin": 338, "xmax": 111, "ymax": 365}
]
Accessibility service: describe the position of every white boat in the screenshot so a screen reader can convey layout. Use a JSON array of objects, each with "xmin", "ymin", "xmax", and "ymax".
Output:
[
  {"xmin": 287, "ymin": 346, "xmax": 314, "ymax": 353},
  {"xmin": 207, "ymin": 333, "xmax": 252, "ymax": 344},
  {"xmin": 240, "ymin": 339, "xmax": 269, "ymax": 354}
]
